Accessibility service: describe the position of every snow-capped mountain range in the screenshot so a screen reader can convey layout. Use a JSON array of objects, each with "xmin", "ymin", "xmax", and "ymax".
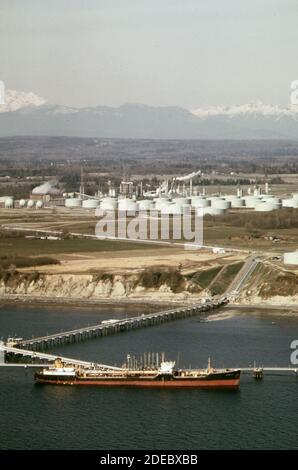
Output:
[
  {"xmin": 0, "ymin": 89, "xmax": 46, "ymax": 112},
  {"xmin": 191, "ymin": 102, "xmax": 298, "ymax": 119},
  {"xmin": 0, "ymin": 89, "xmax": 298, "ymax": 139}
]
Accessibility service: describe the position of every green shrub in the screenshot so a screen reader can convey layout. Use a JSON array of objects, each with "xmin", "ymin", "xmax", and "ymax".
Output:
[
  {"xmin": 0, "ymin": 256, "xmax": 59, "ymax": 269},
  {"xmin": 139, "ymin": 268, "xmax": 185, "ymax": 293},
  {"xmin": 190, "ymin": 266, "xmax": 222, "ymax": 288}
]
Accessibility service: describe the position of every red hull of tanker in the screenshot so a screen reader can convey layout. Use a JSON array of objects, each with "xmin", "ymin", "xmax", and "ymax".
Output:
[{"xmin": 35, "ymin": 377, "xmax": 240, "ymax": 389}]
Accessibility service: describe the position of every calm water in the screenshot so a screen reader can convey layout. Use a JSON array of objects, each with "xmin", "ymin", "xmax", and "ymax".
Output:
[{"xmin": 0, "ymin": 303, "xmax": 297, "ymax": 450}]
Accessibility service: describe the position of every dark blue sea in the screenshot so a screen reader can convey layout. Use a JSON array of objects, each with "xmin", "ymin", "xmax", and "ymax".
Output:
[{"xmin": 0, "ymin": 303, "xmax": 297, "ymax": 450}]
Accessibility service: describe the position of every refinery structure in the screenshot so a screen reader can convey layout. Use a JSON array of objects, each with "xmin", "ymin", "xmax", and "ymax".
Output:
[{"xmin": 1, "ymin": 168, "xmax": 298, "ymax": 216}]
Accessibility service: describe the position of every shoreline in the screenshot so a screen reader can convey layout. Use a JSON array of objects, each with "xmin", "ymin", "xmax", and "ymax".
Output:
[
  {"xmin": 228, "ymin": 303, "xmax": 298, "ymax": 316},
  {"xmin": 0, "ymin": 294, "xmax": 298, "ymax": 317},
  {"xmin": 0, "ymin": 294, "xmax": 175, "ymax": 311}
]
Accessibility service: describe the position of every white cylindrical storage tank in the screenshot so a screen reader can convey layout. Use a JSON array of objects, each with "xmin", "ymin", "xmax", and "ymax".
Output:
[
  {"xmin": 138, "ymin": 199, "xmax": 154, "ymax": 211},
  {"xmin": 118, "ymin": 198, "xmax": 139, "ymax": 212},
  {"xmin": 4, "ymin": 197, "xmax": 14, "ymax": 208},
  {"xmin": 282, "ymin": 198, "xmax": 298, "ymax": 208},
  {"xmin": 154, "ymin": 198, "xmax": 170, "ymax": 211},
  {"xmin": 261, "ymin": 196, "xmax": 281, "ymax": 206},
  {"xmin": 269, "ymin": 202, "xmax": 282, "ymax": 209},
  {"xmin": 212, "ymin": 199, "xmax": 231, "ymax": 210},
  {"xmin": 230, "ymin": 197, "xmax": 245, "ymax": 208},
  {"xmin": 282, "ymin": 199, "xmax": 292, "ymax": 208},
  {"xmin": 154, "ymin": 196, "xmax": 170, "ymax": 202},
  {"xmin": 172, "ymin": 197, "xmax": 190, "ymax": 206},
  {"xmin": 82, "ymin": 199, "xmax": 100, "ymax": 209},
  {"xmin": 27, "ymin": 199, "xmax": 34, "ymax": 208},
  {"xmin": 35, "ymin": 200, "xmax": 43, "ymax": 209},
  {"xmin": 19, "ymin": 199, "xmax": 26, "ymax": 208},
  {"xmin": 126, "ymin": 201, "xmax": 139, "ymax": 212},
  {"xmin": 255, "ymin": 202, "xmax": 276, "ymax": 212},
  {"xmin": 118, "ymin": 198, "xmax": 130, "ymax": 211},
  {"xmin": 155, "ymin": 201, "xmax": 171, "ymax": 212},
  {"xmin": 191, "ymin": 197, "xmax": 210, "ymax": 208},
  {"xmin": 283, "ymin": 251, "xmax": 298, "ymax": 265},
  {"xmin": 203, "ymin": 207, "xmax": 225, "ymax": 216},
  {"xmin": 153, "ymin": 196, "xmax": 169, "ymax": 201},
  {"xmin": 62, "ymin": 193, "xmax": 68, "ymax": 198},
  {"xmin": 243, "ymin": 196, "xmax": 261, "ymax": 208},
  {"xmin": 100, "ymin": 198, "xmax": 118, "ymax": 210},
  {"xmin": 207, "ymin": 196, "xmax": 221, "ymax": 202},
  {"xmin": 259, "ymin": 197, "xmax": 281, "ymax": 210},
  {"xmin": 65, "ymin": 198, "xmax": 82, "ymax": 208},
  {"xmin": 161, "ymin": 203, "xmax": 182, "ymax": 215}
]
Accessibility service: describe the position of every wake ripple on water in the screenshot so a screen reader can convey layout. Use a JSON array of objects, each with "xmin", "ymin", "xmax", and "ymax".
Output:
[{"xmin": 204, "ymin": 310, "xmax": 237, "ymax": 322}]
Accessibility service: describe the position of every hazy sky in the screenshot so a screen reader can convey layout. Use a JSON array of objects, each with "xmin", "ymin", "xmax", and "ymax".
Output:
[{"xmin": 0, "ymin": 0, "xmax": 297, "ymax": 108}]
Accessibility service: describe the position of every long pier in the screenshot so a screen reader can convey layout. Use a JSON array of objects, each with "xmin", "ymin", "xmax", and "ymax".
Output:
[
  {"xmin": 9, "ymin": 298, "xmax": 227, "ymax": 351},
  {"xmin": 239, "ymin": 367, "xmax": 298, "ymax": 379},
  {"xmin": 1, "ymin": 344, "xmax": 297, "ymax": 378},
  {"xmin": 0, "ymin": 344, "xmax": 122, "ymax": 370},
  {"xmin": 4, "ymin": 256, "xmax": 262, "ymax": 354}
]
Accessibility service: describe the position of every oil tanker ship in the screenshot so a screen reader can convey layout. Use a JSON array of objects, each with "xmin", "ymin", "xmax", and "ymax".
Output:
[{"xmin": 35, "ymin": 357, "xmax": 240, "ymax": 389}]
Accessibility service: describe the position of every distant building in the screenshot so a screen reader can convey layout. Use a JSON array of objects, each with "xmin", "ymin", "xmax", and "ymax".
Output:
[
  {"xmin": 120, "ymin": 181, "xmax": 133, "ymax": 197},
  {"xmin": 283, "ymin": 251, "xmax": 298, "ymax": 265}
]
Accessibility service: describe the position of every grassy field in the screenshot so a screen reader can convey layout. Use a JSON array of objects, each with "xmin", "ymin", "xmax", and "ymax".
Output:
[
  {"xmin": 0, "ymin": 255, "xmax": 60, "ymax": 269},
  {"xmin": 203, "ymin": 225, "xmax": 298, "ymax": 252},
  {"xmin": 190, "ymin": 266, "xmax": 222, "ymax": 288},
  {"xmin": 0, "ymin": 236, "xmax": 168, "ymax": 258},
  {"xmin": 2, "ymin": 206, "xmax": 298, "ymax": 255},
  {"xmin": 210, "ymin": 262, "xmax": 244, "ymax": 295}
]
